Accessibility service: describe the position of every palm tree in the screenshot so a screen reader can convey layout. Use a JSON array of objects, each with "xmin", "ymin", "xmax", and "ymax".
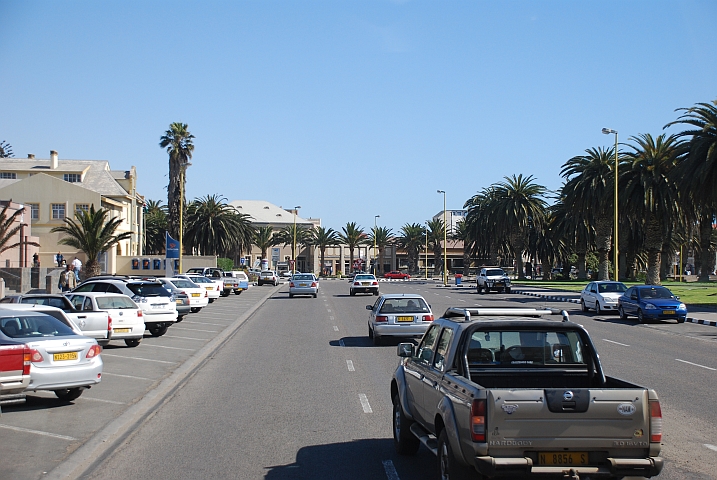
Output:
[
  {"xmin": 253, "ymin": 226, "xmax": 277, "ymax": 262},
  {"xmin": 50, "ymin": 205, "xmax": 131, "ymax": 279},
  {"xmin": 367, "ymin": 226, "xmax": 394, "ymax": 275},
  {"xmin": 464, "ymin": 188, "xmax": 503, "ymax": 266},
  {"xmin": 426, "ymin": 218, "xmax": 445, "ymax": 276},
  {"xmin": 396, "ymin": 223, "xmax": 425, "ymax": 274},
  {"xmin": 666, "ymin": 100, "xmax": 717, "ymax": 281},
  {"xmin": 622, "ymin": 133, "xmax": 682, "ymax": 285},
  {"xmin": 309, "ymin": 226, "xmax": 339, "ymax": 276},
  {"xmin": 0, "ymin": 202, "xmax": 39, "ymax": 256},
  {"xmin": 561, "ymin": 147, "xmax": 620, "ymax": 280},
  {"xmin": 143, "ymin": 200, "xmax": 168, "ymax": 255},
  {"xmin": 0, "ymin": 141, "xmax": 13, "ymax": 158},
  {"xmin": 159, "ymin": 122, "xmax": 195, "ymax": 241},
  {"xmin": 338, "ymin": 222, "xmax": 366, "ymax": 273},
  {"xmin": 453, "ymin": 220, "xmax": 474, "ymax": 276},
  {"xmin": 184, "ymin": 194, "xmax": 255, "ymax": 257},
  {"xmin": 276, "ymin": 223, "xmax": 313, "ymax": 268}
]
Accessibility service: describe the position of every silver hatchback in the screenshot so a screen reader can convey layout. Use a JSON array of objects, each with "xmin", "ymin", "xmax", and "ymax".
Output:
[
  {"xmin": 289, "ymin": 274, "xmax": 318, "ymax": 298},
  {"xmin": 366, "ymin": 294, "xmax": 434, "ymax": 346}
]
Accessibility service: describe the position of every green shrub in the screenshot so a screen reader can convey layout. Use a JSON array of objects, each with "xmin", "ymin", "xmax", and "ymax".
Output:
[{"xmin": 217, "ymin": 258, "xmax": 234, "ymax": 271}]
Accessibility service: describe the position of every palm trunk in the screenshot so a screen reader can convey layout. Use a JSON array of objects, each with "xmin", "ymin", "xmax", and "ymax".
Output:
[
  {"xmin": 84, "ymin": 259, "xmax": 101, "ymax": 280},
  {"xmin": 594, "ymin": 215, "xmax": 612, "ymax": 281},
  {"xmin": 576, "ymin": 236, "xmax": 587, "ymax": 280},
  {"xmin": 697, "ymin": 210, "xmax": 714, "ymax": 282},
  {"xmin": 433, "ymin": 245, "xmax": 442, "ymax": 276},
  {"xmin": 511, "ymin": 230, "xmax": 526, "ymax": 280},
  {"xmin": 644, "ymin": 213, "xmax": 663, "ymax": 285}
]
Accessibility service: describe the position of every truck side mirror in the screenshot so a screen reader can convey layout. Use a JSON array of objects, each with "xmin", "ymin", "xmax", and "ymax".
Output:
[
  {"xmin": 366, "ymin": 305, "xmax": 373, "ymax": 310},
  {"xmin": 397, "ymin": 343, "xmax": 414, "ymax": 358}
]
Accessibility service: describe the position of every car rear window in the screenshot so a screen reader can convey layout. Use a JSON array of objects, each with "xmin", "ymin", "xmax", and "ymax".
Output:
[
  {"xmin": 20, "ymin": 297, "xmax": 71, "ymax": 310},
  {"xmin": 127, "ymin": 283, "xmax": 171, "ymax": 297},
  {"xmin": 380, "ymin": 298, "xmax": 429, "ymax": 313},
  {"xmin": 355, "ymin": 275, "xmax": 375, "ymax": 281},
  {"xmin": 170, "ymin": 279, "xmax": 198, "ymax": 289},
  {"xmin": 96, "ymin": 296, "xmax": 137, "ymax": 309},
  {"xmin": 184, "ymin": 276, "xmax": 210, "ymax": 284},
  {"xmin": 0, "ymin": 314, "xmax": 76, "ymax": 338},
  {"xmin": 293, "ymin": 274, "xmax": 313, "ymax": 281},
  {"xmin": 467, "ymin": 329, "xmax": 586, "ymax": 367}
]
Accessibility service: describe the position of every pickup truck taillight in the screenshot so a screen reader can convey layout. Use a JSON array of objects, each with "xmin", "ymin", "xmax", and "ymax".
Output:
[
  {"xmin": 86, "ymin": 345, "xmax": 102, "ymax": 359},
  {"xmin": 137, "ymin": 309, "xmax": 143, "ymax": 317},
  {"xmin": 23, "ymin": 346, "xmax": 33, "ymax": 374},
  {"xmin": 421, "ymin": 315, "xmax": 434, "ymax": 322},
  {"xmin": 471, "ymin": 399, "xmax": 486, "ymax": 442},
  {"xmin": 649, "ymin": 400, "xmax": 662, "ymax": 443},
  {"xmin": 107, "ymin": 314, "xmax": 112, "ymax": 333},
  {"xmin": 375, "ymin": 315, "xmax": 388, "ymax": 323}
]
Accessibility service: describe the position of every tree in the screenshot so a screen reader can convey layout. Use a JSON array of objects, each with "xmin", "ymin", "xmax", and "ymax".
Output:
[
  {"xmin": 0, "ymin": 141, "xmax": 13, "ymax": 158},
  {"xmin": 184, "ymin": 194, "xmax": 255, "ymax": 257},
  {"xmin": 396, "ymin": 223, "xmax": 425, "ymax": 274},
  {"xmin": 50, "ymin": 205, "xmax": 131, "ymax": 279},
  {"xmin": 426, "ymin": 218, "xmax": 445, "ymax": 276},
  {"xmin": 367, "ymin": 226, "xmax": 394, "ymax": 275},
  {"xmin": 338, "ymin": 222, "xmax": 366, "ymax": 273},
  {"xmin": 253, "ymin": 226, "xmax": 277, "ymax": 263},
  {"xmin": 309, "ymin": 226, "xmax": 340, "ymax": 276},
  {"xmin": 275, "ymin": 223, "xmax": 313, "ymax": 268},
  {"xmin": 0, "ymin": 202, "xmax": 39, "ymax": 258},
  {"xmin": 143, "ymin": 199, "xmax": 168, "ymax": 255},
  {"xmin": 159, "ymin": 122, "xmax": 194, "ymax": 241},
  {"xmin": 453, "ymin": 220, "xmax": 474, "ymax": 276}
]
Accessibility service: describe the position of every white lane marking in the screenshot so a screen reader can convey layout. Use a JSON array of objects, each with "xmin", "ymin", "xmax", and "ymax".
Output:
[
  {"xmin": 333, "ymin": 326, "xmax": 339, "ymax": 331},
  {"xmin": 603, "ymin": 339, "xmax": 630, "ymax": 347},
  {"xmin": 181, "ymin": 321, "xmax": 228, "ymax": 326},
  {"xmin": 141, "ymin": 344, "xmax": 194, "ymax": 351},
  {"xmin": 0, "ymin": 424, "xmax": 77, "ymax": 441},
  {"xmin": 329, "ymin": 316, "xmax": 335, "ymax": 321},
  {"xmin": 459, "ymin": 299, "xmax": 466, "ymax": 302},
  {"xmin": 705, "ymin": 444, "xmax": 717, "ymax": 452},
  {"xmin": 81, "ymin": 397, "xmax": 125, "ymax": 405},
  {"xmin": 339, "ymin": 339, "xmax": 346, "ymax": 347},
  {"xmin": 347, "ymin": 360, "xmax": 355, "ymax": 371},
  {"xmin": 445, "ymin": 295, "xmax": 451, "ymax": 298},
  {"xmin": 676, "ymin": 359, "xmax": 716, "ymax": 371},
  {"xmin": 101, "ymin": 372, "xmax": 152, "ymax": 381},
  {"xmin": 101, "ymin": 353, "xmax": 175, "ymax": 364},
  {"xmin": 359, "ymin": 393, "xmax": 373, "ymax": 413},
  {"xmin": 161, "ymin": 335, "xmax": 208, "ymax": 341},
  {"xmin": 383, "ymin": 460, "xmax": 400, "ymax": 480},
  {"xmin": 170, "ymin": 327, "xmax": 219, "ymax": 333}
]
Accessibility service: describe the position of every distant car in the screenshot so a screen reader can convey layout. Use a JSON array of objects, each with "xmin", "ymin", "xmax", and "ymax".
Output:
[
  {"xmin": 280, "ymin": 270, "xmax": 294, "ymax": 278},
  {"xmin": 66, "ymin": 292, "xmax": 145, "ymax": 347},
  {"xmin": 0, "ymin": 308, "xmax": 103, "ymax": 401},
  {"xmin": 157, "ymin": 277, "xmax": 209, "ymax": 313},
  {"xmin": 580, "ymin": 281, "xmax": 628, "ymax": 314},
  {"xmin": 350, "ymin": 274, "xmax": 379, "ymax": 296},
  {"xmin": 175, "ymin": 274, "xmax": 222, "ymax": 303},
  {"xmin": 384, "ymin": 271, "xmax": 411, "ymax": 280},
  {"xmin": 476, "ymin": 267, "xmax": 511, "ymax": 293},
  {"xmin": 365, "ymin": 294, "xmax": 433, "ymax": 345},
  {"xmin": 225, "ymin": 271, "xmax": 250, "ymax": 294},
  {"xmin": 289, "ymin": 273, "xmax": 318, "ymax": 298},
  {"xmin": 185, "ymin": 268, "xmax": 232, "ymax": 296},
  {"xmin": 258, "ymin": 271, "xmax": 279, "ymax": 286},
  {"xmin": 618, "ymin": 285, "xmax": 687, "ymax": 324}
]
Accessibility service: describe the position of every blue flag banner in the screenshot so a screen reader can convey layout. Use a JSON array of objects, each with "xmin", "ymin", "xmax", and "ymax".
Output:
[{"xmin": 166, "ymin": 232, "xmax": 180, "ymax": 259}]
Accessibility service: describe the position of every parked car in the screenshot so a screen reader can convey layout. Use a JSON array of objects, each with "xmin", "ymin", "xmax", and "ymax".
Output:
[
  {"xmin": 185, "ymin": 267, "xmax": 233, "ymax": 296},
  {"xmin": 225, "ymin": 271, "xmax": 250, "ymax": 294},
  {"xmin": 0, "ymin": 308, "xmax": 103, "ymax": 401},
  {"xmin": 258, "ymin": 270, "xmax": 279, "ymax": 286},
  {"xmin": 366, "ymin": 294, "xmax": 433, "ymax": 345},
  {"xmin": 0, "ymin": 293, "xmax": 112, "ymax": 346},
  {"xmin": 66, "ymin": 292, "xmax": 145, "ymax": 347},
  {"xmin": 580, "ymin": 281, "xmax": 628, "ymax": 314},
  {"xmin": 618, "ymin": 285, "xmax": 687, "ymax": 323},
  {"xmin": 156, "ymin": 277, "xmax": 209, "ymax": 313},
  {"xmin": 384, "ymin": 271, "xmax": 411, "ymax": 280},
  {"xmin": 72, "ymin": 277, "xmax": 178, "ymax": 337},
  {"xmin": 289, "ymin": 273, "xmax": 318, "ymax": 298},
  {"xmin": 174, "ymin": 274, "xmax": 222, "ymax": 303},
  {"xmin": 0, "ymin": 339, "xmax": 31, "ymax": 405},
  {"xmin": 350, "ymin": 274, "xmax": 379, "ymax": 296}
]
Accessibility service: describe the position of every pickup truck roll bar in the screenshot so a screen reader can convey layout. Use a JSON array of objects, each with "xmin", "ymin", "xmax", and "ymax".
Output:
[{"xmin": 442, "ymin": 307, "xmax": 557, "ymax": 321}]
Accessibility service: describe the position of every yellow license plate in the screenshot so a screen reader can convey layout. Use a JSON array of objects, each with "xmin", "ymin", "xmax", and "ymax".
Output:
[
  {"xmin": 361, "ymin": 282, "xmax": 369, "ymax": 286},
  {"xmin": 299, "ymin": 283, "xmax": 308, "ymax": 287},
  {"xmin": 53, "ymin": 352, "xmax": 78, "ymax": 361},
  {"xmin": 205, "ymin": 287, "xmax": 213, "ymax": 290},
  {"xmin": 191, "ymin": 293, "xmax": 200, "ymax": 297},
  {"xmin": 114, "ymin": 328, "xmax": 131, "ymax": 333},
  {"xmin": 538, "ymin": 452, "xmax": 588, "ymax": 466},
  {"xmin": 663, "ymin": 310, "xmax": 675, "ymax": 314},
  {"xmin": 397, "ymin": 316, "xmax": 414, "ymax": 322}
]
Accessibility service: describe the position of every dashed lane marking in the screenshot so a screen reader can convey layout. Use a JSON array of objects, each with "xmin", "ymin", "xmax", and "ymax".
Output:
[
  {"xmin": 141, "ymin": 344, "xmax": 195, "ymax": 351},
  {"xmin": 359, "ymin": 393, "xmax": 373, "ymax": 413},
  {"xmin": 603, "ymin": 339, "xmax": 630, "ymax": 347},
  {"xmin": 181, "ymin": 321, "xmax": 228, "ymax": 326},
  {"xmin": 101, "ymin": 353, "xmax": 175, "ymax": 364},
  {"xmin": 333, "ymin": 326, "xmax": 339, "ymax": 331},
  {"xmin": 0, "ymin": 424, "xmax": 77, "ymax": 441},
  {"xmin": 161, "ymin": 335, "xmax": 208, "ymax": 341},
  {"xmin": 81, "ymin": 397, "xmax": 125, "ymax": 405},
  {"xmin": 705, "ymin": 444, "xmax": 717, "ymax": 452},
  {"xmin": 170, "ymin": 327, "xmax": 220, "ymax": 333},
  {"xmin": 101, "ymin": 372, "xmax": 152, "ymax": 381},
  {"xmin": 347, "ymin": 360, "xmax": 355, "ymax": 371},
  {"xmin": 676, "ymin": 359, "xmax": 716, "ymax": 371}
]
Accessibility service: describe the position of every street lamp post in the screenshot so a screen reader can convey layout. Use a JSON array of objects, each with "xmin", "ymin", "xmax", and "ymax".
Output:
[
  {"xmin": 179, "ymin": 161, "xmax": 191, "ymax": 274},
  {"xmin": 373, "ymin": 215, "xmax": 380, "ymax": 275},
  {"xmin": 293, "ymin": 206, "xmax": 301, "ymax": 273},
  {"xmin": 602, "ymin": 128, "xmax": 619, "ymax": 280},
  {"xmin": 425, "ymin": 221, "xmax": 428, "ymax": 280},
  {"xmin": 437, "ymin": 190, "xmax": 447, "ymax": 286}
]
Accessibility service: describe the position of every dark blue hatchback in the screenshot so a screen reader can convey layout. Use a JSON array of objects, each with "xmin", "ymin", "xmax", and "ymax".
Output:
[{"xmin": 618, "ymin": 285, "xmax": 687, "ymax": 323}]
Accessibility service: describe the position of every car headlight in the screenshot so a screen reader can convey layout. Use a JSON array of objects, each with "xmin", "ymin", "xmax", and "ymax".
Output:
[
  {"xmin": 679, "ymin": 303, "xmax": 687, "ymax": 310},
  {"xmin": 505, "ymin": 279, "xmax": 511, "ymax": 284},
  {"xmin": 644, "ymin": 303, "xmax": 658, "ymax": 310}
]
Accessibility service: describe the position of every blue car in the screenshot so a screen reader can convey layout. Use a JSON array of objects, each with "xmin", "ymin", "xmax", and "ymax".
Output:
[{"xmin": 618, "ymin": 285, "xmax": 687, "ymax": 324}]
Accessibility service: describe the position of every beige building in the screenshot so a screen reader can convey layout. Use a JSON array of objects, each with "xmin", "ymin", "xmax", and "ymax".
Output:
[{"xmin": 0, "ymin": 151, "xmax": 144, "ymax": 273}]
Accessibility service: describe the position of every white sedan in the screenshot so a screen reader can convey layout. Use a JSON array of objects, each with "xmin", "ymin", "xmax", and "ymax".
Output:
[
  {"xmin": 66, "ymin": 292, "xmax": 145, "ymax": 347},
  {"xmin": 157, "ymin": 277, "xmax": 209, "ymax": 312},
  {"xmin": 175, "ymin": 274, "xmax": 221, "ymax": 303},
  {"xmin": 580, "ymin": 281, "xmax": 628, "ymax": 314}
]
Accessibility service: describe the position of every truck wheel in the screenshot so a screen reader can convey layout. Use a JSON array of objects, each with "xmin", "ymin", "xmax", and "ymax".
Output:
[
  {"xmin": 54, "ymin": 388, "xmax": 83, "ymax": 401},
  {"xmin": 476, "ymin": 285, "xmax": 482, "ymax": 294},
  {"xmin": 619, "ymin": 306, "xmax": 628, "ymax": 320},
  {"xmin": 149, "ymin": 325, "xmax": 169, "ymax": 337},
  {"xmin": 98, "ymin": 339, "xmax": 110, "ymax": 347},
  {"xmin": 393, "ymin": 394, "xmax": 419, "ymax": 455},
  {"xmin": 234, "ymin": 290, "xmax": 242, "ymax": 295},
  {"xmin": 485, "ymin": 286, "xmax": 491, "ymax": 294},
  {"xmin": 438, "ymin": 430, "xmax": 475, "ymax": 480},
  {"xmin": 124, "ymin": 338, "xmax": 141, "ymax": 347}
]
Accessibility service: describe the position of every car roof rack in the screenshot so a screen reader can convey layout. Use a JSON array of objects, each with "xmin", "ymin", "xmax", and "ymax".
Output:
[{"xmin": 443, "ymin": 307, "xmax": 570, "ymax": 322}]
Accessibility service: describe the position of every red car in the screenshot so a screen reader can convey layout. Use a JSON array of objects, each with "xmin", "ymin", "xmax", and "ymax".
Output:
[{"xmin": 384, "ymin": 271, "xmax": 411, "ymax": 280}]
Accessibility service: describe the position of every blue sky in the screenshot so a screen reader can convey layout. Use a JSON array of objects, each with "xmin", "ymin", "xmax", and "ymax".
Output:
[{"xmin": 1, "ymin": 1, "xmax": 715, "ymax": 233}]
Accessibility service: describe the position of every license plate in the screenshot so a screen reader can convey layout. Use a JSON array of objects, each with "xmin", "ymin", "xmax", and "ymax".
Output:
[
  {"xmin": 397, "ymin": 316, "xmax": 414, "ymax": 322},
  {"xmin": 299, "ymin": 283, "xmax": 308, "ymax": 287},
  {"xmin": 361, "ymin": 282, "xmax": 369, "ymax": 286},
  {"xmin": 153, "ymin": 303, "xmax": 166, "ymax": 308},
  {"xmin": 191, "ymin": 293, "xmax": 200, "ymax": 297},
  {"xmin": 663, "ymin": 310, "xmax": 675, "ymax": 315},
  {"xmin": 53, "ymin": 352, "xmax": 78, "ymax": 361},
  {"xmin": 205, "ymin": 287, "xmax": 213, "ymax": 290},
  {"xmin": 114, "ymin": 328, "xmax": 131, "ymax": 333},
  {"xmin": 538, "ymin": 452, "xmax": 588, "ymax": 466}
]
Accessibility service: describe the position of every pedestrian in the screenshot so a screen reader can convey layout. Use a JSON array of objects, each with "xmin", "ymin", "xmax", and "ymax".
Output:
[
  {"xmin": 72, "ymin": 257, "xmax": 82, "ymax": 281},
  {"xmin": 55, "ymin": 251, "xmax": 64, "ymax": 267},
  {"xmin": 32, "ymin": 252, "xmax": 40, "ymax": 268},
  {"xmin": 58, "ymin": 264, "xmax": 77, "ymax": 292}
]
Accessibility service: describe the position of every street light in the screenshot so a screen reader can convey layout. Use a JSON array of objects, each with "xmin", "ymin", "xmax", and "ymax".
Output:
[
  {"xmin": 373, "ymin": 215, "xmax": 380, "ymax": 275},
  {"xmin": 293, "ymin": 206, "xmax": 301, "ymax": 273},
  {"xmin": 602, "ymin": 128, "xmax": 618, "ymax": 280},
  {"xmin": 179, "ymin": 161, "xmax": 192, "ymax": 274},
  {"xmin": 437, "ymin": 190, "xmax": 447, "ymax": 286},
  {"xmin": 425, "ymin": 221, "xmax": 428, "ymax": 280}
]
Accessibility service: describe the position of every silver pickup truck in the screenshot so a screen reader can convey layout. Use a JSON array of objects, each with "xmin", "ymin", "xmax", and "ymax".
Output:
[{"xmin": 391, "ymin": 307, "xmax": 663, "ymax": 480}]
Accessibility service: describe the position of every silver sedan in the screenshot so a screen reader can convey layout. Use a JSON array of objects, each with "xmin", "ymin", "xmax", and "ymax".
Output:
[
  {"xmin": 366, "ymin": 294, "xmax": 434, "ymax": 346},
  {"xmin": 289, "ymin": 274, "xmax": 318, "ymax": 298}
]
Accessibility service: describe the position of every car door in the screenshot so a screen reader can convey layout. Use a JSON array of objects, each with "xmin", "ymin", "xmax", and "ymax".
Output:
[
  {"xmin": 403, "ymin": 324, "xmax": 441, "ymax": 426},
  {"xmin": 622, "ymin": 287, "xmax": 637, "ymax": 315},
  {"xmin": 588, "ymin": 283, "xmax": 599, "ymax": 309},
  {"xmin": 421, "ymin": 326, "xmax": 455, "ymax": 432}
]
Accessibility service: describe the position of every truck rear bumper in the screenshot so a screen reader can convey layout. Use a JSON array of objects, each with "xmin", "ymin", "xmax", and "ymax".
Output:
[{"xmin": 475, "ymin": 455, "xmax": 663, "ymax": 478}]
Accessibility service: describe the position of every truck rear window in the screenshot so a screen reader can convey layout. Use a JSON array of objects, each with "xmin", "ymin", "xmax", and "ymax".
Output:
[{"xmin": 468, "ymin": 330, "xmax": 585, "ymax": 367}]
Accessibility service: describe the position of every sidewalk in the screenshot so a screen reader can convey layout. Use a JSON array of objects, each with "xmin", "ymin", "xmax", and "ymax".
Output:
[{"xmin": 511, "ymin": 285, "xmax": 717, "ymax": 327}]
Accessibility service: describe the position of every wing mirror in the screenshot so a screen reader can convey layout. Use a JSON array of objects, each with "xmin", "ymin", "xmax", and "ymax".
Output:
[
  {"xmin": 397, "ymin": 343, "xmax": 415, "ymax": 358},
  {"xmin": 366, "ymin": 305, "xmax": 373, "ymax": 310}
]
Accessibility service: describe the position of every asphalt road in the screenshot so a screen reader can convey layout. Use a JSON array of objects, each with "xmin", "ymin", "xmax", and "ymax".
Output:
[{"xmin": 2, "ymin": 280, "xmax": 717, "ymax": 479}]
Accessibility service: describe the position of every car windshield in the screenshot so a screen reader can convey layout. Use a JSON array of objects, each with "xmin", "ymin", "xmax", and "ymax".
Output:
[
  {"xmin": 640, "ymin": 287, "xmax": 674, "ymax": 299},
  {"xmin": 485, "ymin": 269, "xmax": 505, "ymax": 276},
  {"xmin": 96, "ymin": 296, "xmax": 137, "ymax": 309},
  {"xmin": 0, "ymin": 313, "xmax": 76, "ymax": 338},
  {"xmin": 127, "ymin": 284, "xmax": 171, "ymax": 297},
  {"xmin": 20, "ymin": 297, "xmax": 70, "ymax": 310},
  {"xmin": 467, "ymin": 329, "xmax": 586, "ymax": 367},
  {"xmin": 355, "ymin": 275, "xmax": 375, "ymax": 281},
  {"xmin": 379, "ymin": 298, "xmax": 429, "ymax": 314},
  {"xmin": 598, "ymin": 282, "xmax": 627, "ymax": 293}
]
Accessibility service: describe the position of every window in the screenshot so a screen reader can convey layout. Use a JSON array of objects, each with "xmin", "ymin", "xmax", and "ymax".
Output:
[
  {"xmin": 75, "ymin": 204, "xmax": 89, "ymax": 213},
  {"xmin": 63, "ymin": 173, "xmax": 82, "ymax": 183},
  {"xmin": 433, "ymin": 328, "xmax": 454, "ymax": 371},
  {"xmin": 51, "ymin": 203, "xmax": 65, "ymax": 219},
  {"xmin": 415, "ymin": 324, "xmax": 441, "ymax": 365},
  {"xmin": 468, "ymin": 329, "xmax": 586, "ymax": 367},
  {"xmin": 0, "ymin": 172, "xmax": 17, "ymax": 179},
  {"xmin": 28, "ymin": 203, "xmax": 39, "ymax": 220}
]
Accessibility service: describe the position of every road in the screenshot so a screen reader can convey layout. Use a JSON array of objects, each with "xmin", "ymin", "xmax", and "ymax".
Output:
[{"xmin": 2, "ymin": 279, "xmax": 717, "ymax": 479}]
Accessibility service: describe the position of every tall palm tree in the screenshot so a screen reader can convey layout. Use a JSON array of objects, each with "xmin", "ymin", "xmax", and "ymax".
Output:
[
  {"xmin": 666, "ymin": 100, "xmax": 717, "ymax": 281},
  {"xmin": 184, "ymin": 194, "xmax": 254, "ymax": 257},
  {"xmin": 0, "ymin": 202, "xmax": 39, "ymax": 256},
  {"xmin": 143, "ymin": 200, "xmax": 168, "ymax": 255},
  {"xmin": 426, "ymin": 218, "xmax": 445, "ymax": 276},
  {"xmin": 453, "ymin": 220, "xmax": 474, "ymax": 276},
  {"xmin": 622, "ymin": 133, "xmax": 682, "ymax": 285},
  {"xmin": 276, "ymin": 223, "xmax": 312, "ymax": 268},
  {"xmin": 396, "ymin": 223, "xmax": 425, "ymax": 274},
  {"xmin": 253, "ymin": 226, "xmax": 277, "ymax": 262},
  {"xmin": 50, "ymin": 205, "xmax": 131, "ymax": 279},
  {"xmin": 561, "ymin": 147, "xmax": 620, "ymax": 280},
  {"xmin": 338, "ymin": 222, "xmax": 366, "ymax": 273},
  {"xmin": 464, "ymin": 187, "xmax": 503, "ymax": 265},
  {"xmin": 368, "ymin": 226, "xmax": 394, "ymax": 275},
  {"xmin": 159, "ymin": 122, "xmax": 195, "ymax": 241},
  {"xmin": 309, "ymin": 226, "xmax": 339, "ymax": 276}
]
